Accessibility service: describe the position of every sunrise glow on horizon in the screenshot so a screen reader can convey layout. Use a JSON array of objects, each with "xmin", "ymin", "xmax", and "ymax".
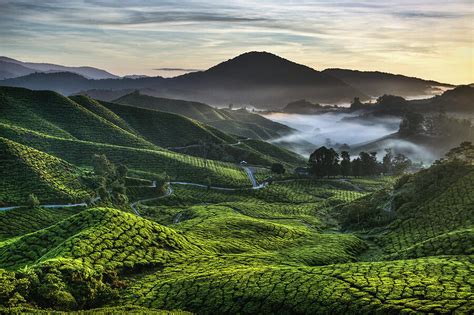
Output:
[{"xmin": 1, "ymin": 0, "xmax": 473, "ymax": 84}]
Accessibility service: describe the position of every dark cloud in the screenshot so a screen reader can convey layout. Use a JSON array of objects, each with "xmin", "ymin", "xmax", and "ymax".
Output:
[{"xmin": 154, "ymin": 68, "xmax": 202, "ymax": 72}]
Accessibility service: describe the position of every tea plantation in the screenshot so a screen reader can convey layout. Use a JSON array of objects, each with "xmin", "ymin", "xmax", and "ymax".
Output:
[{"xmin": 0, "ymin": 87, "xmax": 472, "ymax": 313}]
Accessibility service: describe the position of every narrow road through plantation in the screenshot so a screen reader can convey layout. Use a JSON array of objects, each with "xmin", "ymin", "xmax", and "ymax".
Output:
[
  {"xmin": 0, "ymin": 166, "xmax": 264, "ymax": 215},
  {"xmin": 166, "ymin": 139, "xmax": 245, "ymax": 151}
]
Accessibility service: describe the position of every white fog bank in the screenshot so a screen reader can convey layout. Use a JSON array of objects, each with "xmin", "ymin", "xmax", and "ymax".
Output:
[{"xmin": 263, "ymin": 112, "xmax": 401, "ymax": 148}]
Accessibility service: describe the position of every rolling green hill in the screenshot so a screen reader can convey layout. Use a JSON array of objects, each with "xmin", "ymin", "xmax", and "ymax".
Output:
[
  {"xmin": 113, "ymin": 92, "xmax": 293, "ymax": 140},
  {"xmin": 0, "ymin": 122, "xmax": 250, "ymax": 187},
  {"xmin": 338, "ymin": 144, "xmax": 474, "ymax": 261},
  {"xmin": 0, "ymin": 87, "xmax": 304, "ymax": 184},
  {"xmin": 94, "ymin": 100, "xmax": 236, "ymax": 148},
  {"xmin": 0, "ymin": 86, "xmax": 472, "ymax": 313},
  {"xmin": 1, "ymin": 87, "xmax": 303, "ymax": 168},
  {"xmin": 0, "ymin": 86, "xmax": 156, "ymax": 150},
  {"xmin": 0, "ymin": 168, "xmax": 471, "ymax": 313},
  {"xmin": 0, "ymin": 137, "xmax": 91, "ymax": 206}
]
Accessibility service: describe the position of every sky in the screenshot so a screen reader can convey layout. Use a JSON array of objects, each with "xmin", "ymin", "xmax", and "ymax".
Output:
[{"xmin": 0, "ymin": 0, "xmax": 473, "ymax": 84}]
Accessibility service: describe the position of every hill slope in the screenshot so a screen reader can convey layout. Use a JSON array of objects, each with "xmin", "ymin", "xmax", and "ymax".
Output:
[
  {"xmin": 0, "ymin": 86, "xmax": 155, "ymax": 149},
  {"xmin": 338, "ymin": 144, "xmax": 474, "ymax": 260},
  {"xmin": 0, "ymin": 137, "xmax": 91, "ymax": 206},
  {"xmin": 112, "ymin": 92, "xmax": 294, "ymax": 140},
  {"xmin": 161, "ymin": 51, "xmax": 366, "ymax": 107}
]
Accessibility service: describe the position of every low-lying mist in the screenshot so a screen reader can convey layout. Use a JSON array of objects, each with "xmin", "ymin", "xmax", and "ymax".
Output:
[
  {"xmin": 264, "ymin": 112, "xmax": 400, "ymax": 152},
  {"xmin": 264, "ymin": 112, "xmax": 441, "ymax": 164}
]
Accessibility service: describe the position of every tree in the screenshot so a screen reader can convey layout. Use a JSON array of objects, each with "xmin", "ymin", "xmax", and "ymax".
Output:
[
  {"xmin": 309, "ymin": 146, "xmax": 339, "ymax": 177},
  {"xmin": 359, "ymin": 151, "xmax": 380, "ymax": 176},
  {"xmin": 349, "ymin": 97, "xmax": 365, "ymax": 110},
  {"xmin": 351, "ymin": 158, "xmax": 363, "ymax": 177},
  {"xmin": 205, "ymin": 177, "xmax": 212, "ymax": 190},
  {"xmin": 392, "ymin": 153, "xmax": 412, "ymax": 175},
  {"xmin": 116, "ymin": 164, "xmax": 128, "ymax": 179},
  {"xmin": 340, "ymin": 151, "xmax": 352, "ymax": 177},
  {"xmin": 92, "ymin": 154, "xmax": 129, "ymax": 205},
  {"xmin": 382, "ymin": 149, "xmax": 394, "ymax": 174},
  {"xmin": 399, "ymin": 112, "xmax": 424, "ymax": 136},
  {"xmin": 271, "ymin": 163, "xmax": 285, "ymax": 174},
  {"xmin": 92, "ymin": 154, "xmax": 115, "ymax": 177},
  {"xmin": 27, "ymin": 193, "xmax": 40, "ymax": 207}
]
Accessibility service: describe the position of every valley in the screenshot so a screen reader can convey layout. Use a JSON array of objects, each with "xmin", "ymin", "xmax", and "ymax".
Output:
[{"xmin": 0, "ymin": 52, "xmax": 473, "ymax": 314}]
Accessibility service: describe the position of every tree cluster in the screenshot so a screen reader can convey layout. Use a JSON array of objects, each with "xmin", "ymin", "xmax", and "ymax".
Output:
[
  {"xmin": 309, "ymin": 147, "xmax": 412, "ymax": 177},
  {"xmin": 92, "ymin": 154, "xmax": 128, "ymax": 204},
  {"xmin": 399, "ymin": 111, "xmax": 474, "ymax": 140}
]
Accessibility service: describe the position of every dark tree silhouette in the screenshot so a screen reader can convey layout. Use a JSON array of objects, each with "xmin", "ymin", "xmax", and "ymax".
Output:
[
  {"xmin": 309, "ymin": 146, "xmax": 339, "ymax": 177},
  {"xmin": 340, "ymin": 151, "xmax": 352, "ymax": 177},
  {"xmin": 271, "ymin": 163, "xmax": 286, "ymax": 174},
  {"xmin": 399, "ymin": 112, "xmax": 424, "ymax": 136}
]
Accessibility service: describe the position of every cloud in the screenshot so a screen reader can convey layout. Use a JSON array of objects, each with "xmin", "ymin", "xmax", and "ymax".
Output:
[
  {"xmin": 153, "ymin": 68, "xmax": 202, "ymax": 72},
  {"xmin": 0, "ymin": 0, "xmax": 472, "ymax": 83}
]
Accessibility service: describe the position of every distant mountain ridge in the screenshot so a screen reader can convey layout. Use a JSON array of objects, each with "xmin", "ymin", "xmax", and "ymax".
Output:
[
  {"xmin": 323, "ymin": 68, "xmax": 452, "ymax": 99},
  {"xmin": 0, "ymin": 56, "xmax": 119, "ymax": 80},
  {"xmin": 0, "ymin": 52, "xmax": 457, "ymax": 108}
]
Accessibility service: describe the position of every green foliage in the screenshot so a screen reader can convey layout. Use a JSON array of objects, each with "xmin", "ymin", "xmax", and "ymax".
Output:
[
  {"xmin": 27, "ymin": 194, "xmax": 40, "ymax": 208},
  {"xmin": 270, "ymin": 163, "xmax": 285, "ymax": 174},
  {"xmin": 0, "ymin": 207, "xmax": 206, "ymax": 270},
  {"xmin": 0, "ymin": 206, "xmax": 82, "ymax": 240},
  {"xmin": 0, "ymin": 123, "xmax": 250, "ymax": 187},
  {"xmin": 100, "ymin": 100, "xmax": 236, "ymax": 148},
  {"xmin": 113, "ymin": 91, "xmax": 291, "ymax": 140},
  {"xmin": 122, "ymin": 255, "xmax": 473, "ymax": 314},
  {"xmin": 0, "ymin": 88, "xmax": 472, "ymax": 313},
  {"xmin": 0, "ymin": 137, "xmax": 92, "ymax": 205},
  {"xmin": 0, "ymin": 87, "xmax": 155, "ymax": 150},
  {"xmin": 339, "ymin": 152, "xmax": 474, "ymax": 261}
]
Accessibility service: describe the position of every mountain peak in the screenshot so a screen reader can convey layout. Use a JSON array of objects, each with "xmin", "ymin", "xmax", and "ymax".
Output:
[{"xmin": 209, "ymin": 51, "xmax": 314, "ymax": 73}]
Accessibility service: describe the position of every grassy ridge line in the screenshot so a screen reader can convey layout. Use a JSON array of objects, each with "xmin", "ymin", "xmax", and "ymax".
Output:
[
  {"xmin": 0, "ymin": 137, "xmax": 91, "ymax": 205},
  {"xmin": 0, "ymin": 122, "xmax": 249, "ymax": 187},
  {"xmin": 0, "ymin": 86, "xmax": 156, "ymax": 150},
  {"xmin": 69, "ymin": 95, "xmax": 138, "ymax": 135},
  {"xmin": 113, "ymin": 92, "xmax": 229, "ymax": 122},
  {"xmin": 113, "ymin": 92, "xmax": 292, "ymax": 140},
  {"xmin": 0, "ymin": 92, "xmax": 77, "ymax": 140},
  {"xmin": 98, "ymin": 100, "xmax": 237, "ymax": 148}
]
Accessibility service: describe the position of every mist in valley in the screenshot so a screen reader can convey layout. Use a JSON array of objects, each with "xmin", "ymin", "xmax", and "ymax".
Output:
[{"xmin": 263, "ymin": 112, "xmax": 440, "ymax": 164}]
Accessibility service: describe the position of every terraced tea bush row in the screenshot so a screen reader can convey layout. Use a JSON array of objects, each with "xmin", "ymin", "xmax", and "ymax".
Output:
[
  {"xmin": 0, "ymin": 208, "xmax": 208, "ymax": 270},
  {"xmin": 122, "ymin": 255, "xmax": 473, "ymax": 314},
  {"xmin": 0, "ymin": 87, "xmax": 155, "ymax": 150},
  {"xmin": 0, "ymin": 137, "xmax": 91, "ymax": 205},
  {"xmin": 0, "ymin": 123, "xmax": 250, "ymax": 187},
  {"xmin": 241, "ymin": 139, "xmax": 304, "ymax": 165},
  {"xmin": 0, "ymin": 206, "xmax": 83, "ymax": 240},
  {"xmin": 100, "ymin": 100, "xmax": 236, "ymax": 148},
  {"xmin": 373, "ymin": 162, "xmax": 474, "ymax": 257},
  {"xmin": 337, "ymin": 158, "xmax": 474, "ymax": 261}
]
